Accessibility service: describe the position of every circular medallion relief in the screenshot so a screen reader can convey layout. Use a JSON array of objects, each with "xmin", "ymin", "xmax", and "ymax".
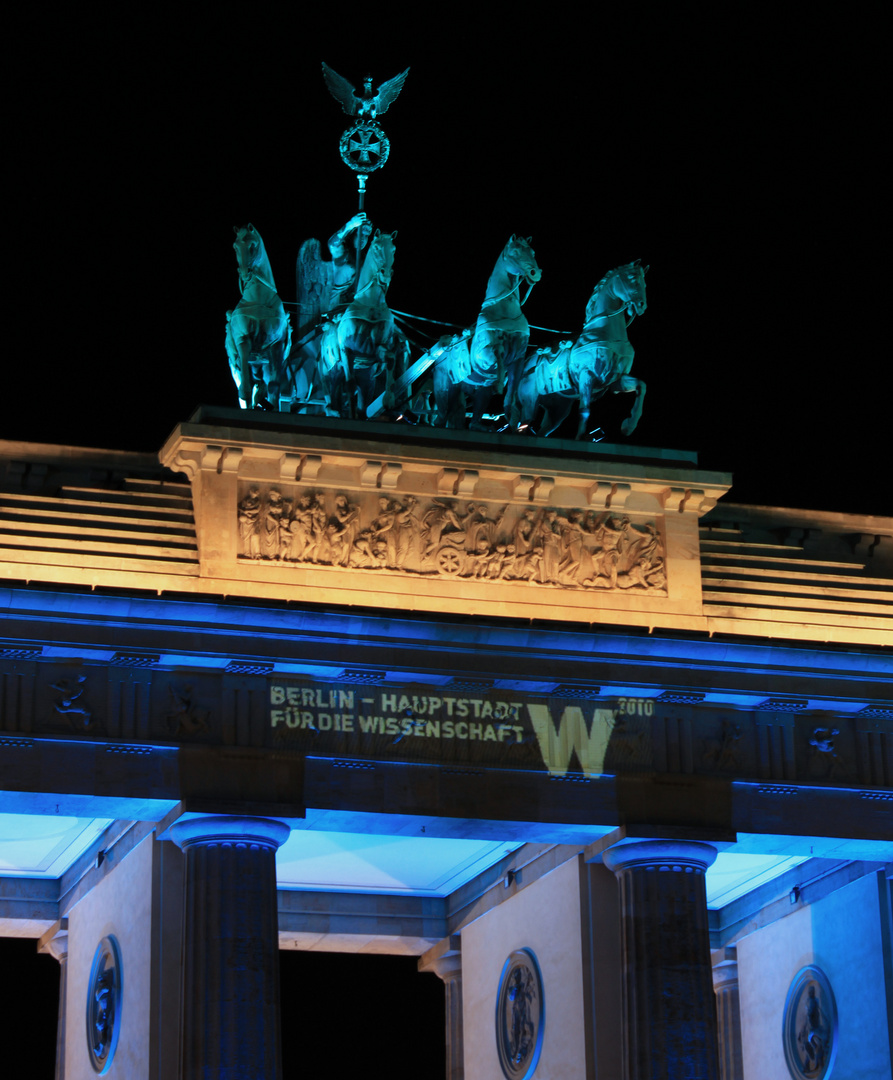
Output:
[
  {"xmin": 783, "ymin": 965, "xmax": 838, "ymax": 1080},
  {"xmin": 495, "ymin": 948, "xmax": 545, "ymax": 1079},
  {"xmin": 86, "ymin": 935, "xmax": 122, "ymax": 1074},
  {"xmin": 339, "ymin": 120, "xmax": 390, "ymax": 173}
]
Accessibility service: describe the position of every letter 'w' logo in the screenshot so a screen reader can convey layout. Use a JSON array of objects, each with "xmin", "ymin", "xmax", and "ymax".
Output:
[{"xmin": 526, "ymin": 705, "xmax": 616, "ymax": 777}]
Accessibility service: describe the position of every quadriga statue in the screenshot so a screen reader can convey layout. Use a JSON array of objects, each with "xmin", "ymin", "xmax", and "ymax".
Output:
[
  {"xmin": 431, "ymin": 236, "xmax": 541, "ymax": 430},
  {"xmin": 225, "ymin": 225, "xmax": 293, "ymax": 409},
  {"xmin": 510, "ymin": 260, "xmax": 648, "ymax": 439}
]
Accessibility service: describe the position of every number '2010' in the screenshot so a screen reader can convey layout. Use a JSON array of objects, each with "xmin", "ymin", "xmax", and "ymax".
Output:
[{"xmin": 616, "ymin": 698, "xmax": 654, "ymax": 717}]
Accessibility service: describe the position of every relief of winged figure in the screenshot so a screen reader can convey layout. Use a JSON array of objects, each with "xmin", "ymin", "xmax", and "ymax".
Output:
[{"xmin": 321, "ymin": 62, "xmax": 410, "ymax": 118}]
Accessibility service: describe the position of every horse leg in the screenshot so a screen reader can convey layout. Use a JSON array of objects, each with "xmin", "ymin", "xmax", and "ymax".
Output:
[
  {"xmin": 512, "ymin": 376, "xmax": 535, "ymax": 432},
  {"xmin": 619, "ymin": 377, "xmax": 646, "ymax": 436},
  {"xmin": 232, "ymin": 331, "xmax": 255, "ymax": 410},
  {"xmin": 468, "ymin": 386, "xmax": 492, "ymax": 431},
  {"xmin": 267, "ymin": 342, "xmax": 289, "ymax": 412},
  {"xmin": 329, "ymin": 346, "xmax": 357, "ymax": 419},
  {"xmin": 433, "ymin": 362, "xmax": 464, "ymax": 428},
  {"xmin": 502, "ymin": 340, "xmax": 529, "ymax": 428},
  {"xmin": 323, "ymin": 365, "xmax": 345, "ymax": 417},
  {"xmin": 575, "ymin": 372, "xmax": 595, "ymax": 440},
  {"xmin": 446, "ymin": 385, "xmax": 467, "ymax": 429},
  {"xmin": 432, "ymin": 362, "xmax": 448, "ymax": 427},
  {"xmin": 355, "ymin": 365, "xmax": 377, "ymax": 418},
  {"xmin": 225, "ymin": 314, "xmax": 246, "ymax": 407},
  {"xmin": 536, "ymin": 394, "xmax": 571, "ymax": 438}
]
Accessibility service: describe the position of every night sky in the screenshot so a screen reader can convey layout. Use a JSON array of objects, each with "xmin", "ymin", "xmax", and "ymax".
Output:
[
  {"xmin": 3, "ymin": 10, "xmax": 888, "ymax": 1073},
  {"xmin": 8, "ymin": 11, "xmax": 888, "ymax": 517}
]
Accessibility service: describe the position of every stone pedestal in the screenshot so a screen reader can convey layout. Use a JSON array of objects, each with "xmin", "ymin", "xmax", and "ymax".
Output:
[
  {"xmin": 170, "ymin": 816, "xmax": 290, "ymax": 1080},
  {"xmin": 419, "ymin": 935, "xmax": 464, "ymax": 1080},
  {"xmin": 39, "ymin": 920, "xmax": 68, "ymax": 1080},
  {"xmin": 603, "ymin": 839, "xmax": 720, "ymax": 1080},
  {"xmin": 163, "ymin": 415, "xmax": 731, "ymax": 633},
  {"xmin": 712, "ymin": 948, "xmax": 743, "ymax": 1080}
]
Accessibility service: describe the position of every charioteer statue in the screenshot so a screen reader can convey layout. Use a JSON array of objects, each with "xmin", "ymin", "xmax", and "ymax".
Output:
[{"xmin": 293, "ymin": 212, "xmax": 375, "ymax": 408}]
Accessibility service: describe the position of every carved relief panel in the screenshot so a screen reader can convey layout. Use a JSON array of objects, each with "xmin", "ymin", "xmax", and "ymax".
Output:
[{"xmin": 236, "ymin": 484, "xmax": 666, "ymax": 594}]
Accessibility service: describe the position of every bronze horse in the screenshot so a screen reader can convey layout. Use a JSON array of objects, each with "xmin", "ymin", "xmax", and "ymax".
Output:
[
  {"xmin": 225, "ymin": 224, "xmax": 292, "ymax": 409},
  {"xmin": 318, "ymin": 230, "xmax": 409, "ymax": 418},
  {"xmin": 511, "ymin": 260, "xmax": 647, "ymax": 439},
  {"xmin": 432, "ymin": 235, "xmax": 541, "ymax": 429}
]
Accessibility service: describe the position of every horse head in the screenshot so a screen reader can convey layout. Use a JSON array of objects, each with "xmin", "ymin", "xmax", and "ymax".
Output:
[
  {"xmin": 356, "ymin": 229, "xmax": 396, "ymax": 296},
  {"xmin": 586, "ymin": 260, "xmax": 648, "ymax": 321},
  {"xmin": 611, "ymin": 260, "xmax": 648, "ymax": 317},
  {"xmin": 503, "ymin": 235, "xmax": 542, "ymax": 285},
  {"xmin": 233, "ymin": 223, "xmax": 276, "ymax": 292}
]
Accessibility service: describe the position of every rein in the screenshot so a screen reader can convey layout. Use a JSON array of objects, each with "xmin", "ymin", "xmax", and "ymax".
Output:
[
  {"xmin": 588, "ymin": 304, "xmax": 635, "ymax": 329},
  {"xmin": 353, "ymin": 251, "xmax": 390, "ymax": 299},
  {"xmin": 588, "ymin": 272, "xmax": 642, "ymax": 328},
  {"xmin": 481, "ymin": 275, "xmax": 538, "ymax": 309},
  {"xmin": 240, "ymin": 273, "xmax": 276, "ymax": 297}
]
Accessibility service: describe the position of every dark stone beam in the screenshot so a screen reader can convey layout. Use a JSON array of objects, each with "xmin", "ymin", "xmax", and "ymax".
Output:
[{"xmin": 2, "ymin": 586, "xmax": 889, "ymax": 704}]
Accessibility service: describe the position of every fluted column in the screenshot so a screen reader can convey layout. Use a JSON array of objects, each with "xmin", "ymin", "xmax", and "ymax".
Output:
[
  {"xmin": 170, "ymin": 815, "xmax": 290, "ymax": 1080},
  {"xmin": 38, "ymin": 920, "xmax": 68, "ymax": 1080},
  {"xmin": 419, "ymin": 935, "xmax": 464, "ymax": 1080},
  {"xmin": 712, "ymin": 948, "xmax": 743, "ymax": 1080},
  {"xmin": 603, "ymin": 840, "xmax": 720, "ymax": 1080}
]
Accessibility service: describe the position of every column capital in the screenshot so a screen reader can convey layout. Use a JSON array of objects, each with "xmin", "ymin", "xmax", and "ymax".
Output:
[
  {"xmin": 169, "ymin": 814, "xmax": 290, "ymax": 851},
  {"xmin": 38, "ymin": 918, "xmax": 69, "ymax": 963},
  {"xmin": 419, "ymin": 934, "xmax": 462, "ymax": 982},
  {"xmin": 602, "ymin": 838, "xmax": 717, "ymax": 876}
]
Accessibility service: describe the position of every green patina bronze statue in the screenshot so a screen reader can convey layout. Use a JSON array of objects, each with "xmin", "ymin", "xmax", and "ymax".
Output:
[
  {"xmin": 510, "ymin": 260, "xmax": 648, "ymax": 439},
  {"xmin": 225, "ymin": 224, "xmax": 293, "ymax": 410},
  {"xmin": 431, "ymin": 235, "xmax": 542, "ymax": 430},
  {"xmin": 316, "ymin": 229, "xmax": 409, "ymax": 419}
]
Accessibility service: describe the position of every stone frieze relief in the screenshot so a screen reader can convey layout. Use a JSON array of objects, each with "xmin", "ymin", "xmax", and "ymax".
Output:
[
  {"xmin": 236, "ymin": 486, "xmax": 667, "ymax": 591},
  {"xmin": 51, "ymin": 674, "xmax": 101, "ymax": 733}
]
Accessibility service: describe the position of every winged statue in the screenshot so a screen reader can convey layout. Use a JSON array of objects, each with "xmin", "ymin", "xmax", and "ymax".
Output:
[{"xmin": 321, "ymin": 62, "xmax": 410, "ymax": 118}]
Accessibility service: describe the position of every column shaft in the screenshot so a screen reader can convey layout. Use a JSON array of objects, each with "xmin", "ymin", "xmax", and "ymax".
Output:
[
  {"xmin": 443, "ymin": 969, "xmax": 464, "ymax": 1080},
  {"xmin": 605, "ymin": 840, "xmax": 720, "ymax": 1080},
  {"xmin": 172, "ymin": 816, "xmax": 289, "ymax": 1080},
  {"xmin": 39, "ymin": 922, "xmax": 68, "ymax": 1080},
  {"xmin": 419, "ymin": 936, "xmax": 464, "ymax": 1080},
  {"xmin": 712, "ymin": 954, "xmax": 744, "ymax": 1080}
]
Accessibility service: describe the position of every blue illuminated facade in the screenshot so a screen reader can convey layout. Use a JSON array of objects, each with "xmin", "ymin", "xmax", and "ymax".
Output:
[{"xmin": 1, "ymin": 426, "xmax": 890, "ymax": 1079}]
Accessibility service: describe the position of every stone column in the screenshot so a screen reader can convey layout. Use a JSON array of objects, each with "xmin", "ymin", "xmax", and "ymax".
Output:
[
  {"xmin": 603, "ymin": 840, "xmax": 720, "ymax": 1080},
  {"xmin": 419, "ymin": 934, "xmax": 464, "ymax": 1080},
  {"xmin": 712, "ymin": 948, "xmax": 743, "ymax": 1080},
  {"xmin": 170, "ymin": 815, "xmax": 290, "ymax": 1080},
  {"xmin": 38, "ymin": 919, "xmax": 69, "ymax": 1080}
]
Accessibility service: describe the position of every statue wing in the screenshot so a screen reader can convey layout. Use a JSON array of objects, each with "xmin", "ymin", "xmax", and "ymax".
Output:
[
  {"xmin": 321, "ymin": 62, "xmax": 360, "ymax": 115},
  {"xmin": 373, "ymin": 67, "xmax": 410, "ymax": 116},
  {"xmin": 296, "ymin": 239, "xmax": 333, "ymax": 335}
]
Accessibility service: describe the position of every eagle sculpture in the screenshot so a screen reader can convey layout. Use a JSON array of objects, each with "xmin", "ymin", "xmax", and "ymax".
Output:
[{"xmin": 321, "ymin": 62, "xmax": 410, "ymax": 119}]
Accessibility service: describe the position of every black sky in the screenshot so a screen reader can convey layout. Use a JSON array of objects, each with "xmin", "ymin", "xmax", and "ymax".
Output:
[
  {"xmin": 2, "ymin": 10, "xmax": 889, "ymax": 1072},
  {"xmin": 7, "ymin": 10, "xmax": 888, "ymax": 517}
]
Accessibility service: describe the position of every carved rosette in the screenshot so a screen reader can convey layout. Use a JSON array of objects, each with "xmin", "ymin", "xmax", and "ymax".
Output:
[{"xmin": 236, "ymin": 484, "xmax": 666, "ymax": 594}]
